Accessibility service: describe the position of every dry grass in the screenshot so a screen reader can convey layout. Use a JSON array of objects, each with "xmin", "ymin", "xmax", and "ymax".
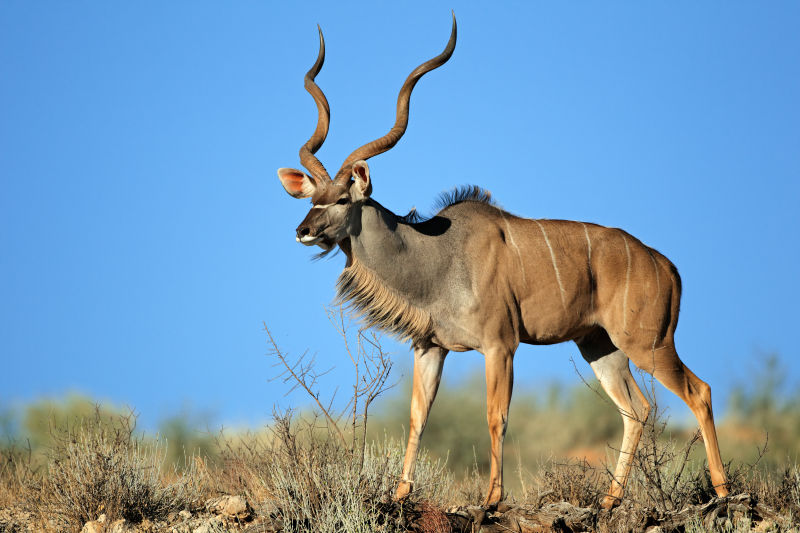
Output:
[
  {"xmin": 198, "ymin": 315, "xmax": 454, "ymax": 532},
  {"xmin": 0, "ymin": 442, "xmax": 34, "ymax": 510},
  {"xmin": 526, "ymin": 458, "xmax": 605, "ymax": 509},
  {"xmin": 2, "ymin": 321, "xmax": 799, "ymax": 531},
  {"xmin": 2, "ymin": 400, "xmax": 800, "ymax": 532},
  {"xmin": 213, "ymin": 413, "xmax": 452, "ymax": 533},
  {"xmin": 24, "ymin": 409, "xmax": 199, "ymax": 532}
]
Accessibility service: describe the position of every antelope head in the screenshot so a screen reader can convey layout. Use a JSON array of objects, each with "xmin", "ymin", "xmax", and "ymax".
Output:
[{"xmin": 277, "ymin": 17, "xmax": 457, "ymax": 251}]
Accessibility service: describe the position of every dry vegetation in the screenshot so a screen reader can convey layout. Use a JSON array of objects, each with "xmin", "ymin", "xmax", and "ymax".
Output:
[
  {"xmin": 32, "ymin": 410, "xmax": 199, "ymax": 530},
  {"xmin": 2, "ymin": 318, "xmax": 799, "ymax": 532}
]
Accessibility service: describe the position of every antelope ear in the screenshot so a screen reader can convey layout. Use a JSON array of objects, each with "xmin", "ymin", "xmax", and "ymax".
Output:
[
  {"xmin": 351, "ymin": 160, "xmax": 372, "ymax": 199},
  {"xmin": 277, "ymin": 168, "xmax": 316, "ymax": 199}
]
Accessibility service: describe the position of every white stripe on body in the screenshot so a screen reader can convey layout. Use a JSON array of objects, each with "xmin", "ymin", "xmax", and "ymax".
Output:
[
  {"xmin": 620, "ymin": 232, "xmax": 631, "ymax": 332},
  {"xmin": 500, "ymin": 212, "xmax": 527, "ymax": 288},
  {"xmin": 535, "ymin": 220, "xmax": 566, "ymax": 311},
  {"xmin": 581, "ymin": 222, "xmax": 594, "ymax": 312}
]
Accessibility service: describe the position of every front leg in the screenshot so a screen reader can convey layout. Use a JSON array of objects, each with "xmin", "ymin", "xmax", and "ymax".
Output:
[
  {"xmin": 395, "ymin": 344, "xmax": 447, "ymax": 500},
  {"xmin": 484, "ymin": 347, "xmax": 514, "ymax": 506}
]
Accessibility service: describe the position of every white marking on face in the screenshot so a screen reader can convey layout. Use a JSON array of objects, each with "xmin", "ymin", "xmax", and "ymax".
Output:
[
  {"xmin": 311, "ymin": 203, "xmax": 334, "ymax": 210},
  {"xmin": 299, "ymin": 235, "xmax": 322, "ymax": 244}
]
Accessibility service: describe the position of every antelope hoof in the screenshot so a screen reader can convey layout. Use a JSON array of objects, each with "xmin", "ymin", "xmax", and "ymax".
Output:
[
  {"xmin": 600, "ymin": 494, "xmax": 622, "ymax": 510},
  {"xmin": 394, "ymin": 480, "xmax": 413, "ymax": 500}
]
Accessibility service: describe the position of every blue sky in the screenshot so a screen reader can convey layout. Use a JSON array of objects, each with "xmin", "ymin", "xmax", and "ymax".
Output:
[{"xmin": 1, "ymin": 2, "xmax": 798, "ymax": 432}]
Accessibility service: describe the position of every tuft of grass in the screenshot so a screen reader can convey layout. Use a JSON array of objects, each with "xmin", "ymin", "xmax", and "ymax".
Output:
[
  {"xmin": 28, "ymin": 408, "xmax": 199, "ymax": 532},
  {"xmin": 0, "ymin": 441, "xmax": 35, "ymax": 510},
  {"xmin": 742, "ymin": 463, "xmax": 800, "ymax": 520},
  {"xmin": 450, "ymin": 450, "xmax": 486, "ymax": 506}
]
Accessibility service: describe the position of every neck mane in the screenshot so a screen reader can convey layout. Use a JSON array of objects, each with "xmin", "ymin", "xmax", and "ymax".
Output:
[{"xmin": 336, "ymin": 256, "xmax": 433, "ymax": 342}]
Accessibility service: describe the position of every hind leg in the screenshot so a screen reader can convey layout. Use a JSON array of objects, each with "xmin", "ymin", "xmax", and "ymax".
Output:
[
  {"xmin": 612, "ymin": 337, "xmax": 729, "ymax": 497},
  {"xmin": 577, "ymin": 330, "xmax": 651, "ymax": 509}
]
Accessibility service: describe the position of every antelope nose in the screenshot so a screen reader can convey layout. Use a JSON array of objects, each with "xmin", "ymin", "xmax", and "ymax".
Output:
[{"xmin": 296, "ymin": 226, "xmax": 311, "ymax": 239}]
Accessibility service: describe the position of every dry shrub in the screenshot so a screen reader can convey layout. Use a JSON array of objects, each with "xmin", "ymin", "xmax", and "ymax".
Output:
[
  {"xmin": 778, "ymin": 464, "xmax": 800, "ymax": 512},
  {"xmin": 213, "ymin": 314, "xmax": 451, "ymax": 531},
  {"xmin": 528, "ymin": 458, "xmax": 605, "ymax": 509},
  {"xmin": 0, "ymin": 442, "xmax": 35, "ymax": 509},
  {"xmin": 624, "ymin": 421, "xmax": 712, "ymax": 513},
  {"xmin": 29, "ymin": 409, "xmax": 198, "ymax": 531},
  {"xmin": 730, "ymin": 462, "xmax": 800, "ymax": 520},
  {"xmin": 216, "ymin": 412, "xmax": 451, "ymax": 533},
  {"xmin": 627, "ymin": 410, "xmax": 800, "ymax": 519}
]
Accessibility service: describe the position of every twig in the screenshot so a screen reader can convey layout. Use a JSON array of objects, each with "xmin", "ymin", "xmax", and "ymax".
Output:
[{"xmin": 263, "ymin": 323, "xmax": 348, "ymax": 447}]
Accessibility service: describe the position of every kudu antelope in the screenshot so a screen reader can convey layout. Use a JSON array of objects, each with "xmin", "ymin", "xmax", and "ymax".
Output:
[{"xmin": 276, "ymin": 17, "xmax": 729, "ymax": 508}]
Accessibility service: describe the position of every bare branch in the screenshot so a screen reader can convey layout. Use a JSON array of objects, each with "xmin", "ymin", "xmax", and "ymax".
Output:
[{"xmin": 263, "ymin": 322, "xmax": 347, "ymax": 448}]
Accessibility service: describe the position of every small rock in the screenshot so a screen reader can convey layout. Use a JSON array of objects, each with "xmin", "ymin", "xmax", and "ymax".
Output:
[
  {"xmin": 81, "ymin": 514, "xmax": 108, "ymax": 533},
  {"xmin": 243, "ymin": 517, "xmax": 283, "ymax": 532},
  {"xmin": 109, "ymin": 519, "xmax": 135, "ymax": 533},
  {"xmin": 754, "ymin": 519, "xmax": 776, "ymax": 532},
  {"xmin": 179, "ymin": 510, "xmax": 192, "ymax": 520},
  {"xmin": 206, "ymin": 495, "xmax": 252, "ymax": 519},
  {"xmin": 193, "ymin": 516, "xmax": 224, "ymax": 533},
  {"xmin": 464, "ymin": 505, "xmax": 486, "ymax": 525},
  {"xmin": 81, "ymin": 522, "xmax": 104, "ymax": 533}
]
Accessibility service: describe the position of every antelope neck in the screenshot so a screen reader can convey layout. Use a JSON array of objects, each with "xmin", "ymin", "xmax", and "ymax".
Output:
[{"xmin": 344, "ymin": 199, "xmax": 447, "ymax": 306}]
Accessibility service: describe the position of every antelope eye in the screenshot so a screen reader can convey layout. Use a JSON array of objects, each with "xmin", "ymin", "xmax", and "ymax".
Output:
[{"xmin": 336, "ymin": 197, "xmax": 349, "ymax": 205}]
